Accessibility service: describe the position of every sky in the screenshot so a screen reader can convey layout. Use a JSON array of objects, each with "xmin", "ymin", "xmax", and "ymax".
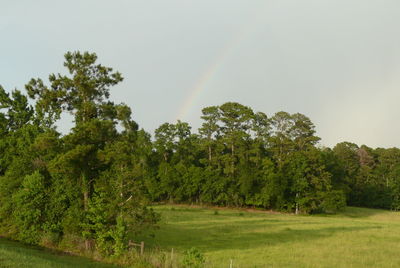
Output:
[{"xmin": 1, "ymin": 0, "xmax": 400, "ymax": 148}]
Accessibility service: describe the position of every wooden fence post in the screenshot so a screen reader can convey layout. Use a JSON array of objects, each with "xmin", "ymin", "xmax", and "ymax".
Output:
[{"xmin": 128, "ymin": 240, "xmax": 145, "ymax": 255}]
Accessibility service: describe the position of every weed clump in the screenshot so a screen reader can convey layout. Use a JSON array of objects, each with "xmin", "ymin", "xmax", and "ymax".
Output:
[{"xmin": 182, "ymin": 247, "xmax": 205, "ymax": 268}]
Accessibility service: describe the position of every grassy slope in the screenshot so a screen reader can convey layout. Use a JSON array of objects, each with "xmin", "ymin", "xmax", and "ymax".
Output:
[
  {"xmin": 0, "ymin": 238, "xmax": 118, "ymax": 268},
  {"xmin": 140, "ymin": 205, "xmax": 400, "ymax": 268}
]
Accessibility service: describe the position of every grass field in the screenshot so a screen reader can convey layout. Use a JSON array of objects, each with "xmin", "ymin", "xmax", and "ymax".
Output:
[
  {"xmin": 2, "ymin": 206, "xmax": 400, "ymax": 267},
  {"xmin": 0, "ymin": 237, "xmax": 118, "ymax": 268},
  {"xmin": 139, "ymin": 205, "xmax": 400, "ymax": 268}
]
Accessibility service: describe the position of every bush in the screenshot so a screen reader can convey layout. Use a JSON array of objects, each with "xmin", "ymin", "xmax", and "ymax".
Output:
[
  {"xmin": 321, "ymin": 190, "xmax": 346, "ymax": 213},
  {"xmin": 12, "ymin": 171, "xmax": 47, "ymax": 244},
  {"xmin": 182, "ymin": 247, "xmax": 205, "ymax": 268}
]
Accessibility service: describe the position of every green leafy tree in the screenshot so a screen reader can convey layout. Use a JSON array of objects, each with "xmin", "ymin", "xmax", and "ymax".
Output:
[
  {"xmin": 0, "ymin": 86, "xmax": 34, "ymax": 132},
  {"xmin": 12, "ymin": 171, "xmax": 47, "ymax": 244},
  {"xmin": 218, "ymin": 102, "xmax": 254, "ymax": 175},
  {"xmin": 283, "ymin": 149, "xmax": 336, "ymax": 214},
  {"xmin": 333, "ymin": 142, "xmax": 360, "ymax": 204},
  {"xmin": 199, "ymin": 106, "xmax": 220, "ymax": 163},
  {"xmin": 269, "ymin": 111, "xmax": 295, "ymax": 167}
]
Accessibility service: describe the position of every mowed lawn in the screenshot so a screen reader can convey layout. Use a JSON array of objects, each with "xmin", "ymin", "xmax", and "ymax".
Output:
[
  {"xmin": 0, "ymin": 238, "xmax": 118, "ymax": 268},
  {"xmin": 142, "ymin": 205, "xmax": 400, "ymax": 268}
]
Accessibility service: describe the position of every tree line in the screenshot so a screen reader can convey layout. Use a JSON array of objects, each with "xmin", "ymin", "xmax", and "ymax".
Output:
[{"xmin": 1, "ymin": 51, "xmax": 399, "ymax": 256}]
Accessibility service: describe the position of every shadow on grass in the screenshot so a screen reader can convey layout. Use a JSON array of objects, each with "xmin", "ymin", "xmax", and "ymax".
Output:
[
  {"xmin": 155, "ymin": 204, "xmax": 393, "ymax": 218},
  {"xmin": 335, "ymin": 206, "xmax": 390, "ymax": 218},
  {"xmin": 144, "ymin": 218, "xmax": 382, "ymax": 253},
  {"xmin": 0, "ymin": 237, "xmax": 119, "ymax": 268}
]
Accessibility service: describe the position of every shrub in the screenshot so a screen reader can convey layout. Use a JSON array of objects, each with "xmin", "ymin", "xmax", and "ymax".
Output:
[
  {"xmin": 182, "ymin": 247, "xmax": 205, "ymax": 268},
  {"xmin": 12, "ymin": 171, "xmax": 47, "ymax": 244},
  {"xmin": 321, "ymin": 190, "xmax": 346, "ymax": 213}
]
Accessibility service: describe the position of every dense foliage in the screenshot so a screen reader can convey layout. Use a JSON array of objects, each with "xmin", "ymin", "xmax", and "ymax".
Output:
[
  {"xmin": 1, "ymin": 51, "xmax": 399, "ymax": 256},
  {"xmin": 149, "ymin": 105, "xmax": 400, "ymax": 212},
  {"xmin": 0, "ymin": 52, "xmax": 158, "ymax": 255},
  {"xmin": 149, "ymin": 105, "xmax": 342, "ymax": 214}
]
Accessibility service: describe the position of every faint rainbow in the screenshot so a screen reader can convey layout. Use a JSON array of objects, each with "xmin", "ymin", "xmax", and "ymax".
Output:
[
  {"xmin": 175, "ymin": 4, "xmax": 268, "ymax": 121},
  {"xmin": 175, "ymin": 44, "xmax": 233, "ymax": 121}
]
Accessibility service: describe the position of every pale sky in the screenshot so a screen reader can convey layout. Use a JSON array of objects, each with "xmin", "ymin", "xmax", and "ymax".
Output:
[{"xmin": 1, "ymin": 0, "xmax": 400, "ymax": 148}]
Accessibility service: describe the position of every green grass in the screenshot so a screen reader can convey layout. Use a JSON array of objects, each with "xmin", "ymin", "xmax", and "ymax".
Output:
[
  {"xmin": 2, "ymin": 206, "xmax": 400, "ymax": 267},
  {"xmin": 0, "ymin": 237, "xmax": 119, "ymax": 268},
  {"xmin": 140, "ymin": 205, "xmax": 400, "ymax": 267}
]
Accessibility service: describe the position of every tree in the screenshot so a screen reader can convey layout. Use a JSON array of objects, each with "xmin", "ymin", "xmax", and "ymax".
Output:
[
  {"xmin": 269, "ymin": 111, "xmax": 294, "ymax": 166},
  {"xmin": 290, "ymin": 113, "xmax": 320, "ymax": 150},
  {"xmin": 283, "ymin": 148, "xmax": 339, "ymax": 214},
  {"xmin": 0, "ymin": 86, "xmax": 34, "ymax": 132},
  {"xmin": 218, "ymin": 102, "xmax": 254, "ymax": 175},
  {"xmin": 12, "ymin": 171, "xmax": 47, "ymax": 244},
  {"xmin": 23, "ymin": 51, "xmax": 158, "ymax": 251},
  {"xmin": 155, "ymin": 123, "xmax": 176, "ymax": 162},
  {"xmin": 26, "ymin": 51, "xmax": 123, "ymax": 126},
  {"xmin": 332, "ymin": 142, "xmax": 360, "ymax": 204},
  {"xmin": 199, "ymin": 106, "xmax": 220, "ymax": 163}
]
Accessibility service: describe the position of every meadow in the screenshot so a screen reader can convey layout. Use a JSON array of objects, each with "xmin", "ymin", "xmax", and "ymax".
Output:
[
  {"xmin": 140, "ymin": 205, "xmax": 400, "ymax": 268},
  {"xmin": 2, "ymin": 205, "xmax": 400, "ymax": 267}
]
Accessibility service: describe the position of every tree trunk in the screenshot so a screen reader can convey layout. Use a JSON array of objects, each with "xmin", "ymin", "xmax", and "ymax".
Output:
[
  {"xmin": 231, "ymin": 143, "xmax": 235, "ymax": 174},
  {"xmin": 83, "ymin": 190, "xmax": 89, "ymax": 211},
  {"xmin": 120, "ymin": 166, "xmax": 124, "ymax": 198},
  {"xmin": 82, "ymin": 173, "xmax": 91, "ymax": 251}
]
